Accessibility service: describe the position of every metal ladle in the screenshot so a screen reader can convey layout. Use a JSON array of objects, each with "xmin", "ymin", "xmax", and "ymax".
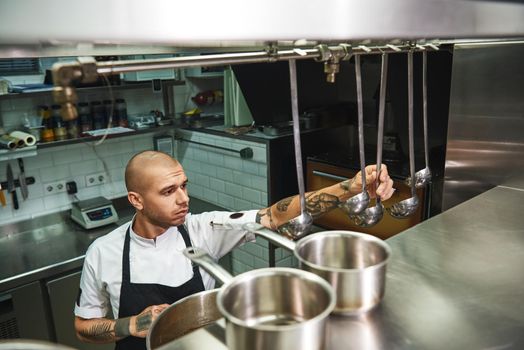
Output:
[
  {"xmin": 388, "ymin": 50, "xmax": 419, "ymax": 219},
  {"xmin": 277, "ymin": 59, "xmax": 313, "ymax": 240},
  {"xmin": 339, "ymin": 54, "xmax": 370, "ymax": 216},
  {"xmin": 406, "ymin": 49, "xmax": 432, "ymax": 188},
  {"xmin": 351, "ymin": 53, "xmax": 388, "ymax": 227}
]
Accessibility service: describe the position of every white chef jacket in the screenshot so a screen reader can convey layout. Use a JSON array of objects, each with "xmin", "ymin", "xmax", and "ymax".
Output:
[{"xmin": 74, "ymin": 210, "xmax": 257, "ymax": 319}]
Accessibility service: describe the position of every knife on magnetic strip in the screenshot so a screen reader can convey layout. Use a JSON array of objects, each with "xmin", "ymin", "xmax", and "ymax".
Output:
[
  {"xmin": 17, "ymin": 158, "xmax": 28, "ymax": 200},
  {"xmin": 6, "ymin": 164, "xmax": 19, "ymax": 210}
]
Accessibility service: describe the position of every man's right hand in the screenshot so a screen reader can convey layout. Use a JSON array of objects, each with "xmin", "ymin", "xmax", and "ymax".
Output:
[{"xmin": 130, "ymin": 304, "xmax": 169, "ymax": 338}]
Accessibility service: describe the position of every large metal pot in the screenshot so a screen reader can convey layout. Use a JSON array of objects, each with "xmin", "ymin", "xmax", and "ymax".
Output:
[
  {"xmin": 183, "ymin": 247, "xmax": 335, "ymax": 350},
  {"xmin": 146, "ymin": 289, "xmax": 222, "ymax": 349},
  {"xmin": 245, "ymin": 224, "xmax": 391, "ymax": 314}
]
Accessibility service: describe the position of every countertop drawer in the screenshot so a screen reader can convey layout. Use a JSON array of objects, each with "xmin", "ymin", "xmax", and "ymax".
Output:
[{"xmin": 307, "ymin": 160, "xmax": 426, "ymax": 239}]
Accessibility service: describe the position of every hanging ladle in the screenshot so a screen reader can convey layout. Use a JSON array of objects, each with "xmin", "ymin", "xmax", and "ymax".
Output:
[
  {"xmin": 277, "ymin": 59, "xmax": 313, "ymax": 240},
  {"xmin": 406, "ymin": 49, "xmax": 432, "ymax": 188},
  {"xmin": 339, "ymin": 54, "xmax": 370, "ymax": 216},
  {"xmin": 388, "ymin": 50, "xmax": 419, "ymax": 219},
  {"xmin": 351, "ymin": 53, "xmax": 388, "ymax": 227}
]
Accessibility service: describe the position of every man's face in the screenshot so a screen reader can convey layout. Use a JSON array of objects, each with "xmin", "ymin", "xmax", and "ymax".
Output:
[{"xmin": 139, "ymin": 161, "xmax": 190, "ymax": 228}]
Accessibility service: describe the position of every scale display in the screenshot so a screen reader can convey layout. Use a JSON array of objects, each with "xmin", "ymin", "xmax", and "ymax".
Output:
[{"xmin": 86, "ymin": 207, "xmax": 114, "ymax": 221}]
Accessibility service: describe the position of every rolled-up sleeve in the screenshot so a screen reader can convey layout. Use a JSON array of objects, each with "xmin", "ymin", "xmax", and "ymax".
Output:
[
  {"xmin": 185, "ymin": 210, "xmax": 258, "ymax": 260},
  {"xmin": 74, "ymin": 246, "xmax": 109, "ymax": 319}
]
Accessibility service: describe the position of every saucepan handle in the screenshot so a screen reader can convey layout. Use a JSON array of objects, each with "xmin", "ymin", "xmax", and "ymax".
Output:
[
  {"xmin": 183, "ymin": 247, "xmax": 234, "ymax": 285},
  {"xmin": 243, "ymin": 223, "xmax": 296, "ymax": 252}
]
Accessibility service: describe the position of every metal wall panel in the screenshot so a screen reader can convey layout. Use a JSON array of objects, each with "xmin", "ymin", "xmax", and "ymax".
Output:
[{"xmin": 443, "ymin": 44, "xmax": 524, "ymax": 210}]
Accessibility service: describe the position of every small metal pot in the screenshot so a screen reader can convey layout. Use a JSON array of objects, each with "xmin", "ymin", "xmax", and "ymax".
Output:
[
  {"xmin": 245, "ymin": 224, "xmax": 391, "ymax": 315},
  {"xmin": 0, "ymin": 340, "xmax": 78, "ymax": 350},
  {"xmin": 184, "ymin": 248, "xmax": 335, "ymax": 350},
  {"xmin": 146, "ymin": 289, "xmax": 222, "ymax": 349}
]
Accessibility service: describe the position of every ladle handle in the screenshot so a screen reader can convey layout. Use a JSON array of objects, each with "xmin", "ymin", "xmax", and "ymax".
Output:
[
  {"xmin": 288, "ymin": 59, "xmax": 307, "ymax": 216},
  {"xmin": 376, "ymin": 53, "xmax": 388, "ymax": 204},
  {"xmin": 422, "ymin": 50, "xmax": 429, "ymax": 169},
  {"xmin": 183, "ymin": 247, "xmax": 233, "ymax": 285},
  {"xmin": 407, "ymin": 51, "xmax": 416, "ymax": 197},
  {"xmin": 243, "ymin": 223, "xmax": 297, "ymax": 251},
  {"xmin": 355, "ymin": 55, "xmax": 366, "ymax": 192}
]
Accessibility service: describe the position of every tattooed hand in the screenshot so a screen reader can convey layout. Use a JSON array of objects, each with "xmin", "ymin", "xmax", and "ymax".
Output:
[
  {"xmin": 130, "ymin": 304, "xmax": 169, "ymax": 338},
  {"xmin": 351, "ymin": 164, "xmax": 395, "ymax": 200}
]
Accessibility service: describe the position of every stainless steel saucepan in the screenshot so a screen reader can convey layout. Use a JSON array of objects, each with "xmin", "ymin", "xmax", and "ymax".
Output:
[
  {"xmin": 183, "ymin": 247, "xmax": 335, "ymax": 350},
  {"xmin": 146, "ymin": 289, "xmax": 222, "ymax": 349},
  {"xmin": 244, "ymin": 223, "xmax": 391, "ymax": 314}
]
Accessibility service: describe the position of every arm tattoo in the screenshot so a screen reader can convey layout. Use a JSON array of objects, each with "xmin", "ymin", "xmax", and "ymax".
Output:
[
  {"xmin": 305, "ymin": 192, "xmax": 341, "ymax": 218},
  {"xmin": 256, "ymin": 207, "xmax": 276, "ymax": 229},
  {"xmin": 136, "ymin": 311, "xmax": 153, "ymax": 332},
  {"xmin": 114, "ymin": 317, "xmax": 131, "ymax": 338},
  {"xmin": 78, "ymin": 320, "xmax": 114, "ymax": 341},
  {"xmin": 340, "ymin": 177, "xmax": 355, "ymax": 193},
  {"xmin": 276, "ymin": 196, "xmax": 293, "ymax": 212}
]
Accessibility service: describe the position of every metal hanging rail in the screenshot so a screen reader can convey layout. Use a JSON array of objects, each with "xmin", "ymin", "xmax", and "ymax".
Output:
[{"xmin": 51, "ymin": 43, "xmax": 440, "ymax": 121}]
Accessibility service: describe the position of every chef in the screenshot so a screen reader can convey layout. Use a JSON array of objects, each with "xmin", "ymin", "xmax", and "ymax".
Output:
[{"xmin": 74, "ymin": 150, "xmax": 394, "ymax": 349}]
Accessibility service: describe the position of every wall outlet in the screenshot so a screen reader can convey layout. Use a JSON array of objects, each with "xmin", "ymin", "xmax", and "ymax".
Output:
[
  {"xmin": 44, "ymin": 180, "xmax": 67, "ymax": 194},
  {"xmin": 85, "ymin": 172, "xmax": 108, "ymax": 187}
]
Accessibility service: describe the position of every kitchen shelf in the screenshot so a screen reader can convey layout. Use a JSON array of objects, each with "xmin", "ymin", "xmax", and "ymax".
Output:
[
  {"xmin": 0, "ymin": 79, "xmax": 186, "ymax": 100},
  {"xmin": 36, "ymin": 125, "xmax": 175, "ymax": 149},
  {"xmin": 0, "ymin": 146, "xmax": 38, "ymax": 162}
]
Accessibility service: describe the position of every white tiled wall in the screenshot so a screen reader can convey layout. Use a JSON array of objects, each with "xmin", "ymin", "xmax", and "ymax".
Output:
[
  {"xmin": 176, "ymin": 129, "xmax": 297, "ymax": 273},
  {"xmin": 0, "ymin": 133, "xmax": 157, "ymax": 225}
]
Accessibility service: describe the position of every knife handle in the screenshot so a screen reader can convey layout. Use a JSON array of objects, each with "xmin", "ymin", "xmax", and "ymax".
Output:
[
  {"xmin": 12, "ymin": 190, "xmax": 19, "ymax": 210},
  {"xmin": 0, "ymin": 190, "xmax": 6, "ymax": 207}
]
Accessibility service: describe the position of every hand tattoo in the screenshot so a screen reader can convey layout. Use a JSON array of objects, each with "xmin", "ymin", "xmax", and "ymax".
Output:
[{"xmin": 136, "ymin": 311, "xmax": 153, "ymax": 332}]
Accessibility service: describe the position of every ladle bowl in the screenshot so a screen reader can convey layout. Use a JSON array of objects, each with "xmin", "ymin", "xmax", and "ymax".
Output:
[
  {"xmin": 340, "ymin": 190, "xmax": 370, "ymax": 216},
  {"xmin": 278, "ymin": 211, "xmax": 314, "ymax": 240},
  {"xmin": 350, "ymin": 201, "xmax": 384, "ymax": 227},
  {"xmin": 406, "ymin": 167, "xmax": 432, "ymax": 188},
  {"xmin": 387, "ymin": 195, "xmax": 419, "ymax": 219}
]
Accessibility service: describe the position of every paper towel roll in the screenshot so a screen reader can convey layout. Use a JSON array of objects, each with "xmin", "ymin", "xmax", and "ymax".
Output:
[{"xmin": 10, "ymin": 131, "xmax": 36, "ymax": 147}]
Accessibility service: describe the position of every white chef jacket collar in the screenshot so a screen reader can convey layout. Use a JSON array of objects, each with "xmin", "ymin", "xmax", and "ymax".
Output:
[{"xmin": 128, "ymin": 216, "xmax": 179, "ymax": 248}]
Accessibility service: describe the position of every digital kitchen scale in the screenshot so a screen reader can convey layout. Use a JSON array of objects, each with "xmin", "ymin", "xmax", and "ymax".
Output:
[{"xmin": 71, "ymin": 196, "xmax": 119, "ymax": 229}]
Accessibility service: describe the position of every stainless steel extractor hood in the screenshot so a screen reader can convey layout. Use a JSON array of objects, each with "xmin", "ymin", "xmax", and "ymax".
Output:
[{"xmin": 1, "ymin": 0, "xmax": 524, "ymax": 51}]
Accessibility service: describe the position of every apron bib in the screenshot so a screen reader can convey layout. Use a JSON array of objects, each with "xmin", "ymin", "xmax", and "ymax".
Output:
[{"xmin": 115, "ymin": 224, "xmax": 205, "ymax": 350}]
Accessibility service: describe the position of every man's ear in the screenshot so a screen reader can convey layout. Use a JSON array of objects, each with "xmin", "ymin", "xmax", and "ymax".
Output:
[{"xmin": 128, "ymin": 191, "xmax": 143, "ymax": 210}]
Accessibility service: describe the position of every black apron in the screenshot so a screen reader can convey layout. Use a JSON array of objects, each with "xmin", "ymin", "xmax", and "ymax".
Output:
[{"xmin": 115, "ymin": 224, "xmax": 205, "ymax": 350}]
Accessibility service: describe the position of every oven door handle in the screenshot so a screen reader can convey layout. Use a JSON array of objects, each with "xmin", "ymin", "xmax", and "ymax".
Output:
[{"xmin": 312, "ymin": 170, "xmax": 349, "ymax": 182}]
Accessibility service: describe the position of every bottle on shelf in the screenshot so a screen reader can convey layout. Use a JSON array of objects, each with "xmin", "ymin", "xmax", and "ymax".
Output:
[
  {"xmin": 90, "ymin": 101, "xmax": 106, "ymax": 130},
  {"xmin": 114, "ymin": 98, "xmax": 129, "ymax": 127},
  {"xmin": 51, "ymin": 105, "xmax": 68, "ymax": 141},
  {"xmin": 78, "ymin": 102, "xmax": 92, "ymax": 133},
  {"xmin": 103, "ymin": 100, "xmax": 114, "ymax": 127},
  {"xmin": 39, "ymin": 105, "xmax": 55, "ymax": 143}
]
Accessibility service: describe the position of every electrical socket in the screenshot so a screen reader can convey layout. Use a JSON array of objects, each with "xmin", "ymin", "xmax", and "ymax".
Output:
[
  {"xmin": 85, "ymin": 172, "xmax": 108, "ymax": 187},
  {"xmin": 44, "ymin": 180, "xmax": 67, "ymax": 194}
]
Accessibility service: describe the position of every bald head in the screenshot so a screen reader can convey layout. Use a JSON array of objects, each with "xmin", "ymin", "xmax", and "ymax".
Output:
[{"xmin": 125, "ymin": 151, "xmax": 181, "ymax": 193}]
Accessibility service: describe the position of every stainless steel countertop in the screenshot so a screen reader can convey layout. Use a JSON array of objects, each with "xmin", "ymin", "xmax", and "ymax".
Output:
[
  {"xmin": 0, "ymin": 197, "xmax": 227, "ymax": 293},
  {"xmin": 160, "ymin": 186, "xmax": 524, "ymax": 350},
  {"xmin": 0, "ymin": 199, "xmax": 135, "ymax": 293}
]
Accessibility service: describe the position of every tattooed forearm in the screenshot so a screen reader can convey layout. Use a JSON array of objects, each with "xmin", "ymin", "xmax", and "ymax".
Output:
[
  {"xmin": 305, "ymin": 192, "xmax": 341, "ymax": 218},
  {"xmin": 78, "ymin": 320, "xmax": 114, "ymax": 341},
  {"xmin": 136, "ymin": 311, "xmax": 153, "ymax": 332},
  {"xmin": 276, "ymin": 196, "xmax": 293, "ymax": 212},
  {"xmin": 114, "ymin": 317, "xmax": 131, "ymax": 338}
]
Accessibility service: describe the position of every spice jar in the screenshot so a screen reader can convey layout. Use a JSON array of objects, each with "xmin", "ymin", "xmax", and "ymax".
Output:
[
  {"xmin": 91, "ymin": 101, "xmax": 106, "ymax": 130},
  {"xmin": 51, "ymin": 105, "xmax": 68, "ymax": 141},
  {"xmin": 103, "ymin": 100, "xmax": 114, "ymax": 127},
  {"xmin": 39, "ymin": 105, "xmax": 55, "ymax": 142}
]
